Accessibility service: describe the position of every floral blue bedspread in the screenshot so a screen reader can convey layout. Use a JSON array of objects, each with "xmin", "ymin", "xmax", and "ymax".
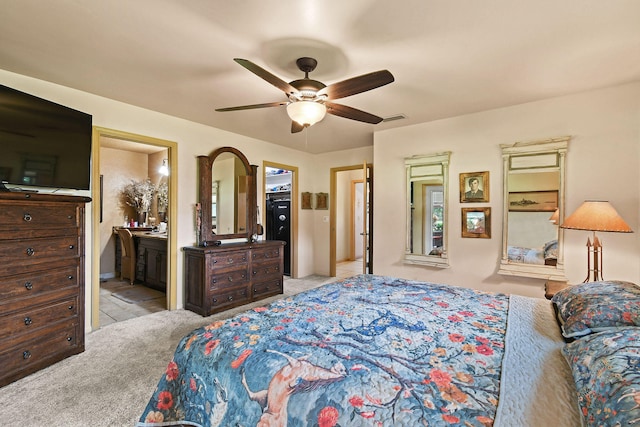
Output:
[{"xmin": 137, "ymin": 275, "xmax": 509, "ymax": 427}]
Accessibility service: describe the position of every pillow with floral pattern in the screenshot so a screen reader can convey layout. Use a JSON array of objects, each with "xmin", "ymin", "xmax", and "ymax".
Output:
[
  {"xmin": 551, "ymin": 280, "xmax": 640, "ymax": 338},
  {"xmin": 562, "ymin": 327, "xmax": 640, "ymax": 426}
]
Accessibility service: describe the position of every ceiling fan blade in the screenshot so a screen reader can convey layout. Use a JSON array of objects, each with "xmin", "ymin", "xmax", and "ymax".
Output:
[
  {"xmin": 215, "ymin": 101, "xmax": 288, "ymax": 112},
  {"xmin": 291, "ymin": 121, "xmax": 305, "ymax": 133},
  {"xmin": 319, "ymin": 70, "xmax": 394, "ymax": 100},
  {"xmin": 234, "ymin": 58, "xmax": 298, "ymax": 95},
  {"xmin": 325, "ymin": 102, "xmax": 383, "ymax": 124}
]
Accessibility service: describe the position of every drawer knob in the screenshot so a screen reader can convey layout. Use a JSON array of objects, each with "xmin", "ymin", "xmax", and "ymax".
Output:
[
  {"xmin": 26, "ymin": 247, "xmax": 35, "ymax": 256},
  {"xmin": 227, "ymin": 258, "xmax": 233, "ymax": 264},
  {"xmin": 213, "ymin": 298, "xmax": 218, "ymax": 303},
  {"xmin": 253, "ymin": 270, "xmax": 257, "ymax": 276},
  {"xmin": 67, "ymin": 215, "xmax": 73, "ymax": 220},
  {"xmin": 68, "ymin": 275, "xmax": 74, "ymax": 280},
  {"xmin": 24, "ymin": 317, "xmax": 32, "ymax": 326},
  {"xmin": 67, "ymin": 337, "xmax": 73, "ymax": 342},
  {"xmin": 23, "ymin": 351, "xmax": 31, "ymax": 360},
  {"xmin": 227, "ymin": 295, "xmax": 233, "ymax": 301},
  {"xmin": 24, "ymin": 282, "xmax": 33, "ymax": 290},
  {"xmin": 23, "ymin": 213, "xmax": 32, "ymax": 222},
  {"xmin": 69, "ymin": 245, "xmax": 75, "ymax": 250},
  {"xmin": 68, "ymin": 305, "xmax": 74, "ymax": 310}
]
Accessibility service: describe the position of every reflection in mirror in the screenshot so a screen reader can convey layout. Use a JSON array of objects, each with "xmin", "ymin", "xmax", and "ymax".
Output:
[
  {"xmin": 197, "ymin": 146, "xmax": 256, "ymax": 246},
  {"xmin": 405, "ymin": 152, "xmax": 451, "ymax": 268},
  {"xmin": 499, "ymin": 137, "xmax": 569, "ymax": 281},
  {"xmin": 211, "ymin": 153, "xmax": 247, "ymax": 235}
]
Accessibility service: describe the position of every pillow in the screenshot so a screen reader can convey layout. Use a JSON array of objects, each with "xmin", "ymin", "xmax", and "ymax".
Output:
[
  {"xmin": 543, "ymin": 239, "xmax": 558, "ymax": 259},
  {"xmin": 562, "ymin": 327, "xmax": 640, "ymax": 426},
  {"xmin": 551, "ymin": 280, "xmax": 640, "ymax": 338}
]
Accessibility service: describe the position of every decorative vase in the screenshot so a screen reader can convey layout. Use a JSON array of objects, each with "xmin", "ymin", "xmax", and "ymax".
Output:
[
  {"xmin": 158, "ymin": 211, "xmax": 167, "ymax": 222},
  {"xmin": 137, "ymin": 211, "xmax": 147, "ymax": 226}
]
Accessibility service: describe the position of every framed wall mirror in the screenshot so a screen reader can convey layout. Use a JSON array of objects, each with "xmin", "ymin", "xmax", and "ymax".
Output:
[
  {"xmin": 405, "ymin": 151, "xmax": 451, "ymax": 268},
  {"xmin": 498, "ymin": 136, "xmax": 569, "ymax": 281},
  {"xmin": 197, "ymin": 146, "xmax": 257, "ymax": 245}
]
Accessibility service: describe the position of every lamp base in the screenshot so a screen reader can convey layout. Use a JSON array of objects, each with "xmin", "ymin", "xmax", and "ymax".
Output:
[{"xmin": 583, "ymin": 233, "xmax": 603, "ymax": 283}]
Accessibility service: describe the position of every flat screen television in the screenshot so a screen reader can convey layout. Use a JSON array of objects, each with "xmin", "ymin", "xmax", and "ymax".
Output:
[{"xmin": 0, "ymin": 84, "xmax": 92, "ymax": 191}]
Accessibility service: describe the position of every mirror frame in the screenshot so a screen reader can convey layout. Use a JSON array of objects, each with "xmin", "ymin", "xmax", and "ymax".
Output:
[
  {"xmin": 197, "ymin": 146, "xmax": 257, "ymax": 246},
  {"xmin": 404, "ymin": 151, "xmax": 451, "ymax": 268},
  {"xmin": 498, "ymin": 136, "xmax": 569, "ymax": 281}
]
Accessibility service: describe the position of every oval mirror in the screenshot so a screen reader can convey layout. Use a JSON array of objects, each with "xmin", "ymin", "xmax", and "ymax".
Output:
[
  {"xmin": 404, "ymin": 151, "xmax": 451, "ymax": 268},
  {"xmin": 498, "ymin": 137, "xmax": 569, "ymax": 281},
  {"xmin": 197, "ymin": 147, "xmax": 257, "ymax": 245}
]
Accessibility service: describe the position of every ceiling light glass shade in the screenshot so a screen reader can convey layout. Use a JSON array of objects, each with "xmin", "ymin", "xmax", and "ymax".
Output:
[
  {"xmin": 560, "ymin": 200, "xmax": 633, "ymax": 232},
  {"xmin": 287, "ymin": 101, "xmax": 327, "ymax": 126}
]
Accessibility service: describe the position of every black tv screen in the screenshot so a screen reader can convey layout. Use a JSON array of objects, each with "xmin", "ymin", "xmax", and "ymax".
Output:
[{"xmin": 0, "ymin": 84, "xmax": 92, "ymax": 191}]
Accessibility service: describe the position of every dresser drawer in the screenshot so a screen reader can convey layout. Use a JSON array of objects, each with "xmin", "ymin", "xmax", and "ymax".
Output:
[
  {"xmin": 0, "ymin": 297, "xmax": 79, "ymax": 341},
  {"xmin": 251, "ymin": 246, "xmax": 281, "ymax": 261},
  {"xmin": 210, "ymin": 287, "xmax": 250, "ymax": 310},
  {"xmin": 0, "ymin": 260, "xmax": 79, "ymax": 308},
  {"xmin": 0, "ymin": 236, "xmax": 80, "ymax": 261},
  {"xmin": 253, "ymin": 278, "xmax": 283, "ymax": 298},
  {"xmin": 210, "ymin": 268, "xmax": 249, "ymax": 291},
  {"xmin": 207, "ymin": 250, "xmax": 249, "ymax": 272},
  {"xmin": 252, "ymin": 260, "xmax": 282, "ymax": 281},
  {"xmin": 0, "ymin": 203, "xmax": 78, "ymax": 228},
  {"xmin": 0, "ymin": 320, "xmax": 80, "ymax": 383}
]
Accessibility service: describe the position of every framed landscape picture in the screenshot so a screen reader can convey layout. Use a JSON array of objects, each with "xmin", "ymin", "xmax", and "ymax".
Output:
[
  {"xmin": 508, "ymin": 190, "xmax": 558, "ymax": 212},
  {"xmin": 462, "ymin": 207, "xmax": 491, "ymax": 238}
]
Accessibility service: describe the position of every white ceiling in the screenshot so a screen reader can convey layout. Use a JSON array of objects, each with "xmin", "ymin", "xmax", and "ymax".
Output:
[{"xmin": 1, "ymin": 1, "xmax": 639, "ymax": 154}]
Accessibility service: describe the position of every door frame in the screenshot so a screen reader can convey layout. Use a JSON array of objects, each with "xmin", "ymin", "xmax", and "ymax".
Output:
[
  {"xmin": 262, "ymin": 161, "xmax": 298, "ymax": 278},
  {"xmin": 330, "ymin": 163, "xmax": 373, "ymax": 277},
  {"xmin": 91, "ymin": 126, "xmax": 178, "ymax": 331}
]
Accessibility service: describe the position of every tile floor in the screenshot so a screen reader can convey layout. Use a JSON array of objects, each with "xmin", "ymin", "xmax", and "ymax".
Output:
[
  {"xmin": 99, "ymin": 263, "xmax": 364, "ymax": 327},
  {"xmin": 336, "ymin": 259, "xmax": 365, "ymax": 278},
  {"xmin": 99, "ymin": 278, "xmax": 166, "ymax": 327}
]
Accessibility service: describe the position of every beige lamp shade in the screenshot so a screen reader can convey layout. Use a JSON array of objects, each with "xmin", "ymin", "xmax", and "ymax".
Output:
[
  {"xmin": 560, "ymin": 200, "xmax": 633, "ymax": 233},
  {"xmin": 548, "ymin": 208, "xmax": 559, "ymax": 224}
]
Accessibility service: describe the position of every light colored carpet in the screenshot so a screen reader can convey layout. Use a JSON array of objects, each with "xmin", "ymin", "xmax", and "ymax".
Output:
[{"xmin": 0, "ymin": 275, "xmax": 334, "ymax": 427}]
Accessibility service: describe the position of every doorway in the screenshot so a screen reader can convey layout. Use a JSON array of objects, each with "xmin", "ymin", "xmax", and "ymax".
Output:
[
  {"xmin": 330, "ymin": 163, "xmax": 373, "ymax": 278},
  {"xmin": 91, "ymin": 127, "xmax": 178, "ymax": 331},
  {"xmin": 263, "ymin": 161, "xmax": 298, "ymax": 277}
]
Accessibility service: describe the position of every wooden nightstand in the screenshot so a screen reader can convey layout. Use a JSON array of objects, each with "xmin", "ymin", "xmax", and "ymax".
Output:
[{"xmin": 545, "ymin": 280, "xmax": 569, "ymax": 299}]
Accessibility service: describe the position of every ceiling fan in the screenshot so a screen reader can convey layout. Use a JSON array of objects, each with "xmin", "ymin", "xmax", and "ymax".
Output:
[{"xmin": 216, "ymin": 57, "xmax": 394, "ymax": 133}]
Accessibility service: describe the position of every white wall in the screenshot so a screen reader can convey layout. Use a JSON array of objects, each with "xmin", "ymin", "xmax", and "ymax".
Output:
[{"xmin": 374, "ymin": 82, "xmax": 640, "ymax": 297}]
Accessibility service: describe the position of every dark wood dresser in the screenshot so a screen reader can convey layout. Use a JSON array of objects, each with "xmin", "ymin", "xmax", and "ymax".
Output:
[
  {"xmin": 183, "ymin": 240, "xmax": 285, "ymax": 316},
  {"xmin": 0, "ymin": 192, "xmax": 90, "ymax": 387}
]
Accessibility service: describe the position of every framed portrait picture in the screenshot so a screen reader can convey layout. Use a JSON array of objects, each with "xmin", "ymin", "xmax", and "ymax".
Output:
[
  {"xmin": 460, "ymin": 171, "xmax": 489, "ymax": 203},
  {"xmin": 508, "ymin": 190, "xmax": 558, "ymax": 212},
  {"xmin": 461, "ymin": 207, "xmax": 491, "ymax": 238}
]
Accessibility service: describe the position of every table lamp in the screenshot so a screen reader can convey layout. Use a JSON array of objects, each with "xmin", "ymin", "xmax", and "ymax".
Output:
[{"xmin": 560, "ymin": 200, "xmax": 633, "ymax": 282}]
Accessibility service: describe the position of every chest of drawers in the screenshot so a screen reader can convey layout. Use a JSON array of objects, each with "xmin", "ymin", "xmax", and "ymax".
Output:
[
  {"xmin": 0, "ymin": 192, "xmax": 90, "ymax": 387},
  {"xmin": 183, "ymin": 240, "xmax": 285, "ymax": 316}
]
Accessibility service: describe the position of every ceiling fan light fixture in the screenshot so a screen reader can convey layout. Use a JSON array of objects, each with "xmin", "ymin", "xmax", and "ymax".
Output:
[{"xmin": 287, "ymin": 101, "xmax": 326, "ymax": 126}]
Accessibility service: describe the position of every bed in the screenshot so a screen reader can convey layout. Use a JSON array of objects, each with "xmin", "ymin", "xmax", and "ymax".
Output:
[
  {"xmin": 136, "ymin": 275, "xmax": 640, "ymax": 426},
  {"xmin": 507, "ymin": 239, "xmax": 558, "ymax": 265}
]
